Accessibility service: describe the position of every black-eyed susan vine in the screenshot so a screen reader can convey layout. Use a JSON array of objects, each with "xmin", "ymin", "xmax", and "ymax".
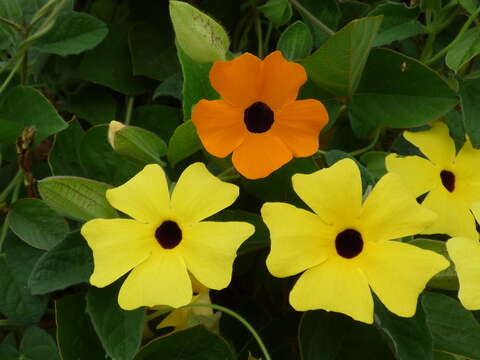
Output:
[{"xmin": 1, "ymin": 0, "xmax": 480, "ymax": 359}]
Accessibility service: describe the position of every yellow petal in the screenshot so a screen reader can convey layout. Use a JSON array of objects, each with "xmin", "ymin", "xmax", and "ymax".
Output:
[
  {"xmin": 171, "ymin": 163, "xmax": 239, "ymax": 224},
  {"xmin": 118, "ymin": 250, "xmax": 192, "ymax": 309},
  {"xmin": 360, "ymin": 173, "xmax": 437, "ymax": 242},
  {"xmin": 446, "ymin": 237, "xmax": 480, "ymax": 310},
  {"xmin": 422, "ymin": 188, "xmax": 477, "ymax": 239},
  {"xmin": 292, "ymin": 158, "xmax": 362, "ymax": 226},
  {"xmin": 157, "ymin": 307, "xmax": 190, "ymax": 330},
  {"xmin": 360, "ymin": 241, "xmax": 449, "ymax": 317},
  {"xmin": 106, "ymin": 164, "xmax": 171, "ymax": 224},
  {"xmin": 262, "ymin": 202, "xmax": 333, "ymax": 277},
  {"xmin": 81, "ymin": 219, "xmax": 155, "ymax": 287},
  {"xmin": 385, "ymin": 154, "xmax": 438, "ymax": 197},
  {"xmin": 454, "ymin": 139, "xmax": 480, "ymax": 183},
  {"xmin": 403, "ymin": 122, "xmax": 456, "ymax": 168},
  {"xmin": 180, "ymin": 221, "xmax": 254, "ymax": 289},
  {"xmin": 289, "ymin": 259, "xmax": 374, "ymax": 324}
]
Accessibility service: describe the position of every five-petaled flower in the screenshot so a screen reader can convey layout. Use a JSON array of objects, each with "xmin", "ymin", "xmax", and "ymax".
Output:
[
  {"xmin": 81, "ymin": 162, "xmax": 254, "ymax": 309},
  {"xmin": 386, "ymin": 121, "xmax": 480, "ymax": 239},
  {"xmin": 192, "ymin": 50, "xmax": 329, "ymax": 180},
  {"xmin": 262, "ymin": 158, "xmax": 449, "ymax": 323}
]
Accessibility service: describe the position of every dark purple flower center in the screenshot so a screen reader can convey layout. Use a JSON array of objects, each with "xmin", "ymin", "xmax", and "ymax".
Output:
[
  {"xmin": 440, "ymin": 170, "xmax": 455, "ymax": 192},
  {"xmin": 244, "ymin": 101, "xmax": 274, "ymax": 133},
  {"xmin": 335, "ymin": 229, "xmax": 363, "ymax": 259},
  {"xmin": 155, "ymin": 220, "xmax": 182, "ymax": 249}
]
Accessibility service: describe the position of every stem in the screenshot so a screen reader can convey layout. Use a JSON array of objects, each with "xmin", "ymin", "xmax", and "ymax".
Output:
[
  {"xmin": 254, "ymin": 12, "xmax": 263, "ymax": 57},
  {"xmin": 0, "ymin": 176, "xmax": 22, "ymax": 252},
  {"xmin": 349, "ymin": 128, "xmax": 381, "ymax": 157},
  {"xmin": 263, "ymin": 22, "xmax": 273, "ymax": 55},
  {"xmin": 0, "ymin": 170, "xmax": 23, "ymax": 203},
  {"xmin": 0, "ymin": 54, "xmax": 24, "ymax": 94},
  {"xmin": 289, "ymin": 0, "xmax": 334, "ymax": 36},
  {"xmin": 125, "ymin": 96, "xmax": 134, "ymax": 125},
  {"xmin": 0, "ymin": 17, "xmax": 24, "ymax": 33}
]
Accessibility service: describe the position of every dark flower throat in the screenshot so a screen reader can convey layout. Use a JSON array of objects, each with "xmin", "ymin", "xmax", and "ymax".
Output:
[
  {"xmin": 155, "ymin": 220, "xmax": 182, "ymax": 249},
  {"xmin": 244, "ymin": 101, "xmax": 274, "ymax": 133},
  {"xmin": 335, "ymin": 229, "xmax": 363, "ymax": 259},
  {"xmin": 440, "ymin": 170, "xmax": 455, "ymax": 192}
]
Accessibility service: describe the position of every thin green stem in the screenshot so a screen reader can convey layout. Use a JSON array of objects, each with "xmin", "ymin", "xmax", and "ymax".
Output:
[
  {"xmin": 29, "ymin": 0, "xmax": 62, "ymax": 30},
  {"xmin": 466, "ymin": 70, "xmax": 480, "ymax": 79},
  {"xmin": 263, "ymin": 22, "xmax": 273, "ymax": 55},
  {"xmin": 289, "ymin": 0, "xmax": 334, "ymax": 36},
  {"xmin": 349, "ymin": 128, "xmax": 381, "ymax": 157},
  {"xmin": 0, "ymin": 170, "xmax": 23, "ymax": 203},
  {"xmin": 0, "ymin": 319, "xmax": 24, "ymax": 327},
  {"xmin": 254, "ymin": 12, "xmax": 263, "ymax": 57},
  {"xmin": 125, "ymin": 96, "xmax": 135, "ymax": 125},
  {"xmin": 0, "ymin": 53, "xmax": 24, "ymax": 94},
  {"xmin": 0, "ymin": 17, "xmax": 24, "ymax": 33}
]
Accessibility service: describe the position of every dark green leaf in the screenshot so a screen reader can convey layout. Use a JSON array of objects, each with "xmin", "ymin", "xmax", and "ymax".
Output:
[
  {"xmin": 167, "ymin": 120, "xmax": 202, "ymax": 166},
  {"xmin": 277, "ymin": 21, "xmax": 313, "ymax": 60},
  {"xmin": 360, "ymin": 151, "xmax": 388, "ymax": 179},
  {"xmin": 460, "ymin": 78, "xmax": 480, "ymax": 148},
  {"xmin": 446, "ymin": 28, "xmax": 480, "ymax": 72},
  {"xmin": 131, "ymin": 105, "xmax": 181, "ymax": 142},
  {"xmin": 153, "ymin": 72, "xmax": 183, "ymax": 101},
  {"xmin": 20, "ymin": 326, "xmax": 60, "ymax": 360},
  {"xmin": 459, "ymin": 0, "xmax": 479, "ymax": 13},
  {"xmin": 297, "ymin": 0, "xmax": 341, "ymax": 47},
  {"xmin": 258, "ymin": 0, "xmax": 292, "ymax": 27},
  {"xmin": 0, "ymin": 344, "xmax": 19, "ymax": 360},
  {"xmin": 0, "ymin": 120, "xmax": 23, "ymax": 144}
]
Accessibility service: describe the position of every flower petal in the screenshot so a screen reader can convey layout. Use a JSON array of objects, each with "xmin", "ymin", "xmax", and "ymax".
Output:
[
  {"xmin": 360, "ymin": 173, "xmax": 437, "ymax": 242},
  {"xmin": 271, "ymin": 99, "xmax": 328, "ymax": 157},
  {"xmin": 446, "ymin": 237, "xmax": 480, "ymax": 310},
  {"xmin": 106, "ymin": 164, "xmax": 170, "ymax": 224},
  {"xmin": 289, "ymin": 259, "xmax": 374, "ymax": 324},
  {"xmin": 292, "ymin": 158, "xmax": 362, "ymax": 226},
  {"xmin": 258, "ymin": 51, "xmax": 307, "ymax": 110},
  {"xmin": 231, "ymin": 133, "xmax": 292, "ymax": 179},
  {"xmin": 262, "ymin": 202, "xmax": 333, "ymax": 277},
  {"xmin": 180, "ymin": 221, "xmax": 254, "ymax": 289},
  {"xmin": 118, "ymin": 250, "xmax": 192, "ymax": 309},
  {"xmin": 360, "ymin": 241, "xmax": 449, "ymax": 317},
  {"xmin": 385, "ymin": 154, "xmax": 438, "ymax": 197},
  {"xmin": 209, "ymin": 52, "xmax": 262, "ymax": 108},
  {"xmin": 455, "ymin": 139, "xmax": 480, "ymax": 183},
  {"xmin": 421, "ymin": 187, "xmax": 477, "ymax": 238},
  {"xmin": 81, "ymin": 219, "xmax": 155, "ymax": 287},
  {"xmin": 192, "ymin": 100, "xmax": 246, "ymax": 157},
  {"xmin": 403, "ymin": 122, "xmax": 456, "ymax": 168},
  {"xmin": 171, "ymin": 162, "xmax": 239, "ymax": 224}
]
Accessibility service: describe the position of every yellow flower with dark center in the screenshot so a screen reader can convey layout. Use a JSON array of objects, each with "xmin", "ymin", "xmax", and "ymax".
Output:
[
  {"xmin": 81, "ymin": 163, "xmax": 254, "ymax": 309},
  {"xmin": 386, "ymin": 121, "xmax": 480, "ymax": 239},
  {"xmin": 446, "ymin": 237, "xmax": 480, "ymax": 310},
  {"xmin": 262, "ymin": 158, "xmax": 449, "ymax": 323}
]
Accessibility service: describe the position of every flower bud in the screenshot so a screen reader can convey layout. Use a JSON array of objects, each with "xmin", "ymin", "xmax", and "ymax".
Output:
[{"xmin": 108, "ymin": 120, "xmax": 125, "ymax": 149}]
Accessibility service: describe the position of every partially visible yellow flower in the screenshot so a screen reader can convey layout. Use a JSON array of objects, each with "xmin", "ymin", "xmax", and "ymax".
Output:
[
  {"xmin": 386, "ymin": 121, "xmax": 480, "ymax": 239},
  {"xmin": 446, "ymin": 236, "xmax": 480, "ymax": 310},
  {"xmin": 262, "ymin": 158, "xmax": 449, "ymax": 324},
  {"xmin": 81, "ymin": 162, "xmax": 254, "ymax": 309}
]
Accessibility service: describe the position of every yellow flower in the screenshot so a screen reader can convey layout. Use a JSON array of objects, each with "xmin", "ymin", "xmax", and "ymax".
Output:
[
  {"xmin": 81, "ymin": 162, "xmax": 254, "ymax": 309},
  {"xmin": 446, "ymin": 237, "xmax": 480, "ymax": 310},
  {"xmin": 262, "ymin": 158, "xmax": 449, "ymax": 324},
  {"xmin": 386, "ymin": 121, "xmax": 480, "ymax": 239}
]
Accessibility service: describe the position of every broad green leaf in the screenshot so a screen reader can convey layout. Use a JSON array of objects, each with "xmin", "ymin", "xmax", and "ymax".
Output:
[
  {"xmin": 28, "ymin": 232, "xmax": 93, "ymax": 295},
  {"xmin": 86, "ymin": 282, "xmax": 145, "ymax": 360},
  {"xmin": 0, "ymin": 345, "xmax": 19, "ymax": 360},
  {"xmin": 0, "ymin": 86, "xmax": 67, "ymax": 144},
  {"xmin": 20, "ymin": 326, "xmax": 60, "ymax": 360},
  {"xmin": 153, "ymin": 72, "xmax": 183, "ymax": 101},
  {"xmin": 459, "ymin": 0, "xmax": 479, "ymax": 13},
  {"xmin": 360, "ymin": 151, "xmax": 388, "ymax": 179},
  {"xmin": 56, "ymin": 295, "xmax": 106, "ymax": 360},
  {"xmin": 177, "ymin": 45, "xmax": 218, "ymax": 120},
  {"xmin": 299, "ymin": 310, "xmax": 394, "ymax": 360},
  {"xmin": 0, "ymin": 120, "xmax": 22, "ymax": 144},
  {"xmin": 8, "ymin": 198, "xmax": 69, "ymax": 250},
  {"xmin": 350, "ymin": 48, "xmax": 458, "ymax": 128},
  {"xmin": 168, "ymin": 120, "xmax": 202, "ymax": 166},
  {"xmin": 113, "ymin": 125, "xmax": 167, "ymax": 165},
  {"xmin": 422, "ymin": 292, "xmax": 480, "ymax": 359},
  {"xmin": 258, "ymin": 0, "xmax": 292, "ymax": 27},
  {"xmin": 374, "ymin": 298, "xmax": 433, "ymax": 360},
  {"xmin": 0, "ymin": 0, "xmax": 22, "ymax": 44},
  {"xmin": 277, "ymin": 21, "xmax": 313, "ymax": 60},
  {"xmin": 446, "ymin": 28, "xmax": 480, "ymax": 72},
  {"xmin": 32, "ymin": 11, "xmax": 108, "ymax": 55},
  {"xmin": 38, "ymin": 176, "xmax": 117, "ymax": 221},
  {"xmin": 460, "ymin": 78, "xmax": 480, "ymax": 148},
  {"xmin": 301, "ymin": 16, "xmax": 383, "ymax": 98},
  {"xmin": 297, "ymin": 0, "xmax": 341, "ymax": 47},
  {"xmin": 0, "ymin": 233, "xmax": 48, "ymax": 324},
  {"xmin": 169, "ymin": 1, "xmax": 230, "ymax": 63},
  {"xmin": 368, "ymin": 2, "xmax": 424, "ymax": 46},
  {"xmin": 134, "ymin": 325, "xmax": 235, "ymax": 360},
  {"xmin": 131, "ymin": 105, "xmax": 181, "ymax": 142}
]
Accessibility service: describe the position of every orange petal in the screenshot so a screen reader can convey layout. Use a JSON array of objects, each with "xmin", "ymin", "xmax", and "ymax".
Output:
[
  {"xmin": 209, "ymin": 53, "xmax": 262, "ymax": 108},
  {"xmin": 271, "ymin": 99, "xmax": 328, "ymax": 157},
  {"xmin": 192, "ymin": 99, "xmax": 246, "ymax": 157},
  {"xmin": 232, "ymin": 133, "xmax": 292, "ymax": 179},
  {"xmin": 258, "ymin": 51, "xmax": 307, "ymax": 110}
]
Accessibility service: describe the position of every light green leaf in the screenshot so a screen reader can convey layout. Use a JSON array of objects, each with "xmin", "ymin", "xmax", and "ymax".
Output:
[
  {"xmin": 167, "ymin": 120, "xmax": 202, "ymax": 166},
  {"xmin": 277, "ymin": 21, "xmax": 313, "ymax": 60},
  {"xmin": 360, "ymin": 151, "xmax": 388, "ymax": 179},
  {"xmin": 446, "ymin": 28, "xmax": 480, "ymax": 72},
  {"xmin": 459, "ymin": 0, "xmax": 479, "ymax": 13},
  {"xmin": 259, "ymin": 0, "xmax": 292, "ymax": 27}
]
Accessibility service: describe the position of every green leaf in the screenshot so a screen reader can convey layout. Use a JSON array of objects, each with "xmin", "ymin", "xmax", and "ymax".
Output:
[
  {"xmin": 446, "ymin": 28, "xmax": 480, "ymax": 72},
  {"xmin": 131, "ymin": 105, "xmax": 181, "ymax": 142},
  {"xmin": 113, "ymin": 125, "xmax": 167, "ymax": 165},
  {"xmin": 350, "ymin": 48, "xmax": 458, "ymax": 128},
  {"xmin": 422, "ymin": 292, "xmax": 480, "ymax": 359},
  {"xmin": 0, "ymin": 0, "xmax": 22, "ymax": 44},
  {"xmin": 277, "ymin": 21, "xmax": 313, "ymax": 60},
  {"xmin": 153, "ymin": 72, "xmax": 183, "ymax": 101},
  {"xmin": 28, "ymin": 232, "xmax": 93, "ymax": 295},
  {"xmin": 460, "ymin": 78, "xmax": 480, "ymax": 148},
  {"xmin": 258, "ymin": 0, "xmax": 292, "ymax": 27},
  {"xmin": 297, "ymin": 0, "xmax": 341, "ymax": 47},
  {"xmin": 299, "ymin": 310, "xmax": 394, "ymax": 359},
  {"xmin": 0, "ymin": 86, "xmax": 67, "ymax": 144},
  {"xmin": 38, "ymin": 176, "xmax": 117, "ymax": 221},
  {"xmin": 167, "ymin": 120, "xmax": 202, "ymax": 166},
  {"xmin": 56, "ymin": 295, "xmax": 106, "ymax": 360},
  {"xmin": 360, "ymin": 151, "xmax": 388, "ymax": 179},
  {"xmin": 0, "ymin": 120, "xmax": 23, "ymax": 144},
  {"xmin": 301, "ymin": 16, "xmax": 383, "ymax": 98},
  {"xmin": 0, "ymin": 234, "xmax": 48, "ymax": 324},
  {"xmin": 177, "ymin": 45, "xmax": 218, "ymax": 120},
  {"xmin": 8, "ymin": 198, "xmax": 69, "ymax": 250},
  {"xmin": 32, "ymin": 11, "xmax": 108, "ymax": 55},
  {"xmin": 134, "ymin": 325, "xmax": 235, "ymax": 360},
  {"xmin": 86, "ymin": 282, "xmax": 145, "ymax": 360},
  {"xmin": 459, "ymin": 0, "xmax": 479, "ymax": 13},
  {"xmin": 20, "ymin": 326, "xmax": 60, "ymax": 360}
]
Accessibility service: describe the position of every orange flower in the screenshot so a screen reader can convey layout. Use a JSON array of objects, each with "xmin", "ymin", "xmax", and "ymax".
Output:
[{"xmin": 192, "ymin": 51, "xmax": 329, "ymax": 179}]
